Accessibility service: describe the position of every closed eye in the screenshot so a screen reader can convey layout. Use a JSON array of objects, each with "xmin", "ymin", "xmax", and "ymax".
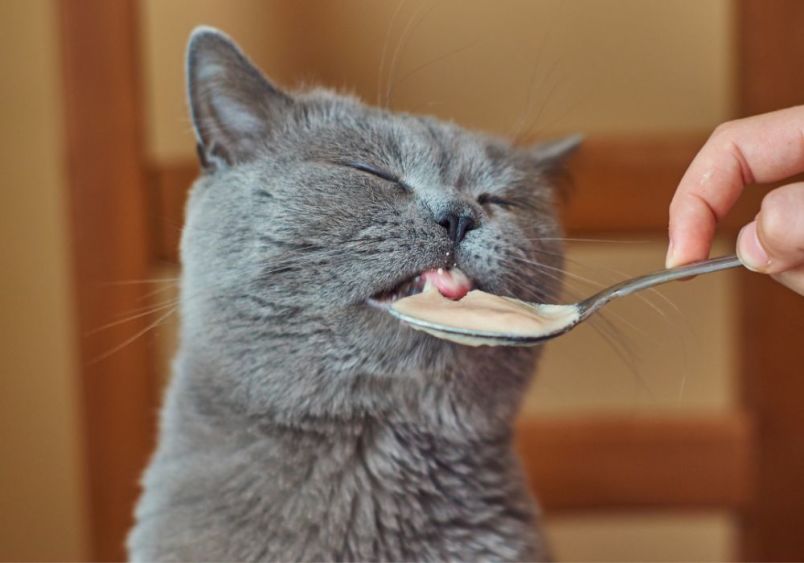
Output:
[
  {"xmin": 477, "ymin": 193, "xmax": 518, "ymax": 208},
  {"xmin": 344, "ymin": 162, "xmax": 409, "ymax": 190}
]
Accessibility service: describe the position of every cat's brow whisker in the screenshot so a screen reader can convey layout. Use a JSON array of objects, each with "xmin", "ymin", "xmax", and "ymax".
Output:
[
  {"xmin": 520, "ymin": 61, "xmax": 585, "ymax": 142},
  {"xmin": 377, "ymin": 0, "xmax": 408, "ymax": 106},
  {"xmin": 525, "ymin": 64, "xmax": 569, "ymax": 140},
  {"xmin": 525, "ymin": 81, "xmax": 589, "ymax": 140},
  {"xmin": 510, "ymin": 25, "xmax": 555, "ymax": 141},
  {"xmin": 512, "ymin": 54, "xmax": 564, "ymax": 143},
  {"xmin": 388, "ymin": 37, "xmax": 486, "ymax": 105},
  {"xmin": 385, "ymin": 0, "xmax": 438, "ymax": 107}
]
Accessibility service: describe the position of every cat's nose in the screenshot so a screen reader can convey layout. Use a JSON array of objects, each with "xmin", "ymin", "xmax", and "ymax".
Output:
[{"xmin": 436, "ymin": 209, "xmax": 477, "ymax": 244}]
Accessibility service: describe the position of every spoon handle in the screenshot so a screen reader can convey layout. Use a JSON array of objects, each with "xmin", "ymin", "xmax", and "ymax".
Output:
[{"xmin": 578, "ymin": 254, "xmax": 743, "ymax": 316}]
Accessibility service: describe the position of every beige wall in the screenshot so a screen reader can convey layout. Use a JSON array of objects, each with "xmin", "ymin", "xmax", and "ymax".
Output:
[
  {"xmin": 0, "ymin": 1, "xmax": 90, "ymax": 560},
  {"xmin": 142, "ymin": 0, "xmax": 734, "ymax": 161}
]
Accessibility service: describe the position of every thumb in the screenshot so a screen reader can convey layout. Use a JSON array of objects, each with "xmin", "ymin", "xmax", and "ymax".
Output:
[
  {"xmin": 772, "ymin": 265, "xmax": 804, "ymax": 296},
  {"xmin": 736, "ymin": 182, "xmax": 804, "ymax": 295}
]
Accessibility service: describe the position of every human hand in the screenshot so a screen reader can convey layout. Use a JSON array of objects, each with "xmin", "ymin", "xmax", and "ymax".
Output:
[{"xmin": 666, "ymin": 106, "xmax": 804, "ymax": 295}]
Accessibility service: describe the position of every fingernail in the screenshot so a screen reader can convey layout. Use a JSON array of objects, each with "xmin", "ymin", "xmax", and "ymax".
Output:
[
  {"xmin": 665, "ymin": 238, "xmax": 676, "ymax": 269},
  {"xmin": 737, "ymin": 221, "xmax": 771, "ymax": 272}
]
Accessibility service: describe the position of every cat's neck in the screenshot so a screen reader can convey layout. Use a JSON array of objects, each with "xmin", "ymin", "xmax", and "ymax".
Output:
[{"xmin": 171, "ymin": 344, "xmax": 527, "ymax": 443}]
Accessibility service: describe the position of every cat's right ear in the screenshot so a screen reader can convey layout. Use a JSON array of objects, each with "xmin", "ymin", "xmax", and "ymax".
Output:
[{"xmin": 186, "ymin": 26, "xmax": 293, "ymax": 173}]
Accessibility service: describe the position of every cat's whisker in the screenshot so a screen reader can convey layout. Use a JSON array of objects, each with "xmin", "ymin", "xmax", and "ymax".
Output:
[
  {"xmin": 99, "ymin": 277, "xmax": 180, "ymax": 287},
  {"xmin": 89, "ymin": 306, "xmax": 177, "ymax": 365},
  {"xmin": 85, "ymin": 299, "xmax": 179, "ymax": 337},
  {"xmin": 529, "ymin": 245, "xmax": 691, "ymax": 334},
  {"xmin": 495, "ymin": 256, "xmax": 592, "ymax": 299},
  {"xmin": 501, "ymin": 259, "xmax": 655, "ymax": 344},
  {"xmin": 506, "ymin": 254, "xmax": 687, "ymax": 343},
  {"xmin": 135, "ymin": 283, "xmax": 181, "ymax": 303},
  {"xmin": 522, "ymin": 236, "xmax": 651, "ymax": 244},
  {"xmin": 586, "ymin": 313, "xmax": 655, "ymax": 402},
  {"xmin": 501, "ymin": 265, "xmax": 655, "ymax": 401},
  {"xmin": 511, "ymin": 249, "xmax": 697, "ymax": 403},
  {"xmin": 507, "ymin": 255, "xmax": 610, "ymax": 289}
]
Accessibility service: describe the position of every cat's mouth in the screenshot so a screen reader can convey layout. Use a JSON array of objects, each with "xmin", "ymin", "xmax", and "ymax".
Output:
[{"xmin": 368, "ymin": 268, "xmax": 473, "ymax": 308}]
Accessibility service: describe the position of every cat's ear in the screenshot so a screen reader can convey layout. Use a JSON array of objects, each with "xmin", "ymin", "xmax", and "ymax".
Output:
[
  {"xmin": 528, "ymin": 134, "xmax": 583, "ymax": 170},
  {"xmin": 186, "ymin": 26, "xmax": 293, "ymax": 172}
]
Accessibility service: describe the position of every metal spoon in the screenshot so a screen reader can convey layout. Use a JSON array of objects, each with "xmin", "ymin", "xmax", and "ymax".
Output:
[{"xmin": 389, "ymin": 254, "xmax": 743, "ymax": 347}]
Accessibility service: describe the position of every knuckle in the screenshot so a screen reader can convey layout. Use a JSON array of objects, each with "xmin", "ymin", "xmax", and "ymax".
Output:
[{"xmin": 711, "ymin": 120, "xmax": 738, "ymax": 140}]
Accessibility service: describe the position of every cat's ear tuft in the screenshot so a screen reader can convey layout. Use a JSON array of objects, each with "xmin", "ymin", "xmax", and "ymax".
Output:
[
  {"xmin": 529, "ymin": 134, "xmax": 583, "ymax": 168},
  {"xmin": 186, "ymin": 26, "xmax": 293, "ymax": 172}
]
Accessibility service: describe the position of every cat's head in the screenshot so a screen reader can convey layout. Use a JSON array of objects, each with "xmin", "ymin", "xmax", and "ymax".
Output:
[{"xmin": 179, "ymin": 27, "xmax": 579, "ymax": 433}]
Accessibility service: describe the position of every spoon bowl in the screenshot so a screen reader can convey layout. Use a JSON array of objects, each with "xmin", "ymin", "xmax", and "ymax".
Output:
[{"xmin": 389, "ymin": 255, "xmax": 743, "ymax": 347}]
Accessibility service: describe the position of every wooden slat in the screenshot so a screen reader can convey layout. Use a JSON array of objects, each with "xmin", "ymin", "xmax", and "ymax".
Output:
[
  {"xmin": 564, "ymin": 135, "xmax": 766, "ymax": 234},
  {"xmin": 561, "ymin": 134, "xmax": 698, "ymax": 233},
  {"xmin": 148, "ymin": 134, "xmax": 769, "ymax": 263},
  {"xmin": 516, "ymin": 414, "xmax": 754, "ymax": 512},
  {"xmin": 737, "ymin": 1, "xmax": 804, "ymax": 559},
  {"xmin": 58, "ymin": 1, "xmax": 157, "ymax": 560},
  {"xmin": 150, "ymin": 161, "xmax": 198, "ymax": 263}
]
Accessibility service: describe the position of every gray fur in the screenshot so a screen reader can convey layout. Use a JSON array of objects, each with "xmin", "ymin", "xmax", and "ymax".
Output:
[{"xmin": 128, "ymin": 27, "xmax": 577, "ymax": 562}]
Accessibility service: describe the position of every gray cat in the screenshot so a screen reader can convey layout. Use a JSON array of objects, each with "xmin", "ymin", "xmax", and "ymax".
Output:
[{"xmin": 128, "ymin": 26, "xmax": 578, "ymax": 562}]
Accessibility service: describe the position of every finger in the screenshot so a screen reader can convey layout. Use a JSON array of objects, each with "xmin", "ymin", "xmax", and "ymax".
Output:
[
  {"xmin": 737, "ymin": 182, "xmax": 804, "ymax": 273},
  {"xmin": 667, "ymin": 105, "xmax": 804, "ymax": 268}
]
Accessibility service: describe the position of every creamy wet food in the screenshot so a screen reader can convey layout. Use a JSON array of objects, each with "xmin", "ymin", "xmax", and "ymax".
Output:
[{"xmin": 391, "ymin": 286, "xmax": 580, "ymax": 346}]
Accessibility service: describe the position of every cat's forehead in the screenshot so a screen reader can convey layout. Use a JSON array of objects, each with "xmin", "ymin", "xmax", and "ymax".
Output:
[{"xmin": 295, "ymin": 95, "xmax": 514, "ymax": 186}]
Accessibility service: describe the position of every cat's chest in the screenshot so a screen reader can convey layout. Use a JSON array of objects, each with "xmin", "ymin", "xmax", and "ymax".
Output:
[{"xmin": 212, "ymin": 426, "xmax": 539, "ymax": 560}]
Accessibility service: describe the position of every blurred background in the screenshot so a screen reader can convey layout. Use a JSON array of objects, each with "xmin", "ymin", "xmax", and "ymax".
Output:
[{"xmin": 2, "ymin": 0, "xmax": 803, "ymax": 561}]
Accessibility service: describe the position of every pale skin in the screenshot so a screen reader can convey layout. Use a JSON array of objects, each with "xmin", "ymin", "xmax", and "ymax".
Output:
[{"xmin": 667, "ymin": 105, "xmax": 804, "ymax": 296}]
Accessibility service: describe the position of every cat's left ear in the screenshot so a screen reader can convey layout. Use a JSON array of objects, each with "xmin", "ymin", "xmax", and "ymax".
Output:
[
  {"xmin": 186, "ymin": 26, "xmax": 294, "ymax": 172},
  {"xmin": 528, "ymin": 134, "xmax": 583, "ymax": 171}
]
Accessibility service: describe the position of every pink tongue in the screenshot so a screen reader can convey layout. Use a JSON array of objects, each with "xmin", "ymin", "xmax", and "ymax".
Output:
[{"xmin": 421, "ymin": 268, "xmax": 472, "ymax": 300}]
